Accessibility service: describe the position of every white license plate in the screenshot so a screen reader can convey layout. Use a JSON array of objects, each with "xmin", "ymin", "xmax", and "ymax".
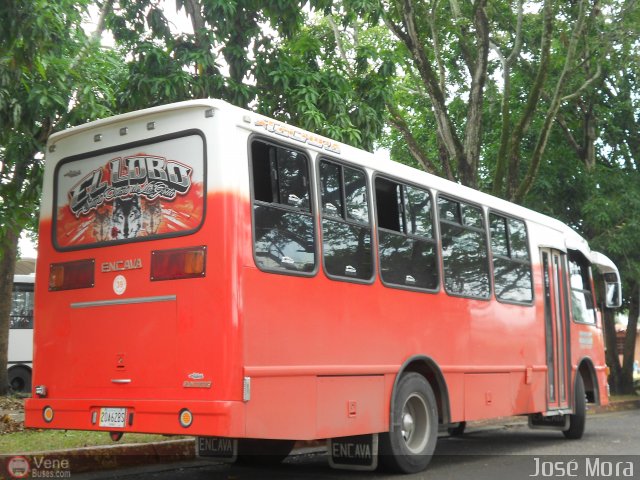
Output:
[{"xmin": 99, "ymin": 407, "xmax": 127, "ymax": 428}]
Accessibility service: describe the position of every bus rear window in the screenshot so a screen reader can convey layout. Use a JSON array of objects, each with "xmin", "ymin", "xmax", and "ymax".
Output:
[{"xmin": 54, "ymin": 132, "xmax": 205, "ymax": 250}]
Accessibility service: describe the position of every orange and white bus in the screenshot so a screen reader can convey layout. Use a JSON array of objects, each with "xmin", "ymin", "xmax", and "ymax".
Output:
[{"xmin": 26, "ymin": 99, "xmax": 621, "ymax": 473}]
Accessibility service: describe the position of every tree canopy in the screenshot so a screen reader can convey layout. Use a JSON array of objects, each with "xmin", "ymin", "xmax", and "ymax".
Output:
[{"xmin": 1, "ymin": 0, "xmax": 640, "ymax": 393}]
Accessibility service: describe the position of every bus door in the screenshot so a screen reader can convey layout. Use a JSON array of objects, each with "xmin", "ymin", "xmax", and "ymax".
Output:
[{"xmin": 541, "ymin": 249, "xmax": 571, "ymax": 411}]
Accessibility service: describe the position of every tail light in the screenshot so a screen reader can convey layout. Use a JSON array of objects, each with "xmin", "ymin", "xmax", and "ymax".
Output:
[
  {"xmin": 49, "ymin": 259, "xmax": 95, "ymax": 291},
  {"xmin": 151, "ymin": 246, "xmax": 206, "ymax": 281}
]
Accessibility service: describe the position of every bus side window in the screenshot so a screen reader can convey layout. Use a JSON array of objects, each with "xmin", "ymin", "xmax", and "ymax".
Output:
[
  {"xmin": 10, "ymin": 285, "xmax": 35, "ymax": 329},
  {"xmin": 439, "ymin": 197, "xmax": 490, "ymax": 299},
  {"xmin": 568, "ymin": 251, "xmax": 596, "ymax": 324},
  {"xmin": 319, "ymin": 159, "xmax": 373, "ymax": 281},
  {"xmin": 489, "ymin": 213, "xmax": 533, "ymax": 304},
  {"xmin": 375, "ymin": 178, "xmax": 438, "ymax": 290},
  {"xmin": 250, "ymin": 140, "xmax": 315, "ymax": 274}
]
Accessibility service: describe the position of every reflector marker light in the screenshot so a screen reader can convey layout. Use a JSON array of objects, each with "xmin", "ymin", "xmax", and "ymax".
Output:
[
  {"xmin": 49, "ymin": 259, "xmax": 95, "ymax": 291},
  {"xmin": 179, "ymin": 408, "xmax": 193, "ymax": 428},
  {"xmin": 43, "ymin": 406, "xmax": 54, "ymax": 423},
  {"xmin": 151, "ymin": 246, "xmax": 206, "ymax": 281}
]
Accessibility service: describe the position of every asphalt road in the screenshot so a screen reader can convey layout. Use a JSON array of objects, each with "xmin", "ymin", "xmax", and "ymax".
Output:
[{"xmin": 80, "ymin": 410, "xmax": 640, "ymax": 480}]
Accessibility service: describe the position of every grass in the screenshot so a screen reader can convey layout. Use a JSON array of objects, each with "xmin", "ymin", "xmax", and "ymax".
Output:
[
  {"xmin": 0, "ymin": 429, "xmax": 187, "ymax": 454},
  {"xmin": 610, "ymin": 393, "xmax": 640, "ymax": 402}
]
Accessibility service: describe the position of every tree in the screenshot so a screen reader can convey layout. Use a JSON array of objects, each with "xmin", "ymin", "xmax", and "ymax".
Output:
[
  {"xmin": 308, "ymin": 1, "xmax": 609, "ymax": 201},
  {"xmin": 522, "ymin": 0, "xmax": 640, "ymax": 394},
  {"xmin": 0, "ymin": 0, "xmax": 124, "ymax": 394}
]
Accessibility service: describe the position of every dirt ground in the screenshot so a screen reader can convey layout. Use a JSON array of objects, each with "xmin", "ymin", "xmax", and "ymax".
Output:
[{"xmin": 0, "ymin": 396, "xmax": 25, "ymax": 434}]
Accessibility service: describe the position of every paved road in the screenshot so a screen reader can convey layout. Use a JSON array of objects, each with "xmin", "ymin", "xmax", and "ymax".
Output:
[{"xmin": 80, "ymin": 410, "xmax": 640, "ymax": 480}]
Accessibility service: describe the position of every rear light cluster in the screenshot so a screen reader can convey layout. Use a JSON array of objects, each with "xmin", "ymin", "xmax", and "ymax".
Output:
[
  {"xmin": 49, "ymin": 259, "xmax": 95, "ymax": 291},
  {"xmin": 151, "ymin": 246, "xmax": 206, "ymax": 281},
  {"xmin": 49, "ymin": 246, "xmax": 206, "ymax": 290}
]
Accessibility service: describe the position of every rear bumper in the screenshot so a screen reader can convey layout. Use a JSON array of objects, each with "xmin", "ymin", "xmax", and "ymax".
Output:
[{"xmin": 25, "ymin": 398, "xmax": 246, "ymax": 437}]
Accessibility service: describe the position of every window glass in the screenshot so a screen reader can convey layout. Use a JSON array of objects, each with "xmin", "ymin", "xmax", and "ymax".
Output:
[
  {"xmin": 489, "ymin": 213, "xmax": 533, "ymax": 303},
  {"xmin": 508, "ymin": 218, "xmax": 529, "ymax": 260},
  {"xmin": 379, "ymin": 231, "xmax": 438, "ymax": 290},
  {"xmin": 438, "ymin": 197, "xmax": 460, "ymax": 224},
  {"xmin": 569, "ymin": 254, "xmax": 595, "ymax": 323},
  {"xmin": 251, "ymin": 140, "xmax": 315, "ymax": 274},
  {"xmin": 10, "ymin": 284, "xmax": 34, "ymax": 329},
  {"xmin": 462, "ymin": 204, "xmax": 483, "ymax": 229},
  {"xmin": 493, "ymin": 258, "xmax": 533, "ymax": 303},
  {"xmin": 254, "ymin": 206, "xmax": 315, "ymax": 272},
  {"xmin": 569, "ymin": 258, "xmax": 590, "ymax": 291},
  {"xmin": 322, "ymin": 218, "xmax": 373, "ymax": 279},
  {"xmin": 441, "ymin": 222, "xmax": 490, "ymax": 298},
  {"xmin": 55, "ymin": 133, "xmax": 205, "ymax": 249},
  {"xmin": 320, "ymin": 161, "xmax": 343, "ymax": 217},
  {"xmin": 344, "ymin": 167, "xmax": 369, "ymax": 224},
  {"xmin": 320, "ymin": 160, "xmax": 373, "ymax": 281},
  {"xmin": 405, "ymin": 186, "xmax": 432, "ymax": 238},
  {"xmin": 489, "ymin": 214, "xmax": 509, "ymax": 257},
  {"xmin": 277, "ymin": 149, "xmax": 310, "ymax": 211}
]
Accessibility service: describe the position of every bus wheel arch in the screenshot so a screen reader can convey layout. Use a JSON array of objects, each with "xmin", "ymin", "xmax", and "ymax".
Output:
[
  {"xmin": 390, "ymin": 356, "xmax": 451, "ymax": 427},
  {"xmin": 576, "ymin": 358, "xmax": 599, "ymax": 404},
  {"xmin": 8, "ymin": 365, "xmax": 32, "ymax": 394}
]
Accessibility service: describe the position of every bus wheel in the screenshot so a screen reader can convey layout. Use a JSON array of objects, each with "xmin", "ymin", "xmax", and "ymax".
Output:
[
  {"xmin": 236, "ymin": 439, "xmax": 296, "ymax": 465},
  {"xmin": 9, "ymin": 366, "xmax": 32, "ymax": 394},
  {"xmin": 448, "ymin": 421, "xmax": 466, "ymax": 436},
  {"xmin": 563, "ymin": 374, "xmax": 586, "ymax": 440},
  {"xmin": 379, "ymin": 373, "xmax": 438, "ymax": 473}
]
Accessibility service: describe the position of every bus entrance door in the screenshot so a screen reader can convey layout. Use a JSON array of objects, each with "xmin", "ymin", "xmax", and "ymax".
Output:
[{"xmin": 541, "ymin": 249, "xmax": 571, "ymax": 411}]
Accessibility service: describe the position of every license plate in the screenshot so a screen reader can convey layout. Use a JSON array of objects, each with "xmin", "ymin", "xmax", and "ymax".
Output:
[{"xmin": 99, "ymin": 407, "xmax": 127, "ymax": 428}]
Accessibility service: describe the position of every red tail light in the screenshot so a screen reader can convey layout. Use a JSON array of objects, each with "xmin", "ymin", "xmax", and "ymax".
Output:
[
  {"xmin": 151, "ymin": 246, "xmax": 206, "ymax": 281},
  {"xmin": 49, "ymin": 259, "xmax": 95, "ymax": 291}
]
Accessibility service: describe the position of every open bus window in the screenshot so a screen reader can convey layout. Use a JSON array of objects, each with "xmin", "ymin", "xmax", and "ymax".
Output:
[
  {"xmin": 375, "ymin": 178, "xmax": 438, "ymax": 290},
  {"xmin": 10, "ymin": 284, "xmax": 34, "ymax": 329},
  {"xmin": 319, "ymin": 160, "xmax": 373, "ymax": 281},
  {"xmin": 439, "ymin": 197, "xmax": 490, "ymax": 299},
  {"xmin": 251, "ymin": 140, "xmax": 315, "ymax": 274},
  {"xmin": 568, "ymin": 250, "xmax": 596, "ymax": 324},
  {"xmin": 489, "ymin": 214, "xmax": 533, "ymax": 304}
]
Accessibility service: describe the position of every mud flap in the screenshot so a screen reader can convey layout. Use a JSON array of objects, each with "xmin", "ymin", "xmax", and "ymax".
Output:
[
  {"xmin": 196, "ymin": 436, "xmax": 237, "ymax": 462},
  {"xmin": 328, "ymin": 434, "xmax": 378, "ymax": 471}
]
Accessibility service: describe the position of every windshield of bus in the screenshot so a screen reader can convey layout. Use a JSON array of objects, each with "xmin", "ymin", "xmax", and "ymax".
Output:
[{"xmin": 53, "ymin": 131, "xmax": 205, "ymax": 250}]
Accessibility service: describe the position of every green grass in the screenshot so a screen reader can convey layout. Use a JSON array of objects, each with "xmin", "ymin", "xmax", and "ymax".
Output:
[
  {"xmin": 610, "ymin": 394, "xmax": 640, "ymax": 402},
  {"xmin": 0, "ymin": 429, "xmax": 187, "ymax": 454}
]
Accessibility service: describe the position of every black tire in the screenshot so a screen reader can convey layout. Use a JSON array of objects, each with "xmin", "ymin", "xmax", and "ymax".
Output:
[
  {"xmin": 236, "ymin": 439, "xmax": 295, "ymax": 465},
  {"xmin": 379, "ymin": 373, "xmax": 438, "ymax": 473},
  {"xmin": 563, "ymin": 374, "xmax": 586, "ymax": 439},
  {"xmin": 448, "ymin": 421, "xmax": 466, "ymax": 436},
  {"xmin": 8, "ymin": 366, "xmax": 32, "ymax": 394}
]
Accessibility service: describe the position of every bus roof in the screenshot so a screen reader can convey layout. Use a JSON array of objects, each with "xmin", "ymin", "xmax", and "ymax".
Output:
[
  {"xmin": 14, "ymin": 274, "xmax": 35, "ymax": 284},
  {"xmin": 46, "ymin": 98, "xmax": 594, "ymax": 261}
]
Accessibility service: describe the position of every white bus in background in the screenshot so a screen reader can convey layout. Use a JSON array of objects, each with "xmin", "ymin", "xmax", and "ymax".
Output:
[{"xmin": 8, "ymin": 274, "xmax": 35, "ymax": 393}]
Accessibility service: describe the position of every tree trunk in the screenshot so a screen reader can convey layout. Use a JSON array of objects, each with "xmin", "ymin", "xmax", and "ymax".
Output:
[
  {"xmin": 620, "ymin": 282, "xmax": 639, "ymax": 394},
  {"xmin": 0, "ymin": 229, "xmax": 19, "ymax": 395},
  {"xmin": 604, "ymin": 281, "xmax": 639, "ymax": 395},
  {"xmin": 603, "ymin": 306, "xmax": 623, "ymax": 394}
]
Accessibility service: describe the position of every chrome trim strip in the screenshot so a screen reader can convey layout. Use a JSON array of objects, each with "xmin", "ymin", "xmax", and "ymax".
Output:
[
  {"xmin": 111, "ymin": 379, "xmax": 132, "ymax": 384},
  {"xmin": 71, "ymin": 295, "xmax": 176, "ymax": 309}
]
